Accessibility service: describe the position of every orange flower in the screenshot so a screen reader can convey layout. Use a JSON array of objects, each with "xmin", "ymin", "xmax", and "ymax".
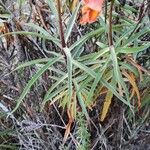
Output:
[{"xmin": 80, "ymin": 0, "xmax": 104, "ymax": 25}]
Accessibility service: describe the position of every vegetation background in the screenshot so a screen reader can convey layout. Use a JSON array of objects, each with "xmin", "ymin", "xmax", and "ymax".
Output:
[{"xmin": 0, "ymin": 0, "xmax": 150, "ymax": 149}]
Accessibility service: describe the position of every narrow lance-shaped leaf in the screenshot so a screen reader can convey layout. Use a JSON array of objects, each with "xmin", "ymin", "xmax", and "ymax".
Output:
[
  {"xmin": 110, "ymin": 46, "xmax": 131, "ymax": 108},
  {"xmin": 10, "ymin": 56, "xmax": 61, "ymax": 114},
  {"xmin": 65, "ymin": 2, "xmax": 81, "ymax": 42},
  {"xmin": 73, "ymin": 80, "xmax": 90, "ymax": 122},
  {"xmin": 100, "ymin": 90, "xmax": 113, "ymax": 122},
  {"xmin": 64, "ymin": 47, "xmax": 73, "ymax": 108},
  {"xmin": 123, "ymin": 71, "xmax": 141, "ymax": 109}
]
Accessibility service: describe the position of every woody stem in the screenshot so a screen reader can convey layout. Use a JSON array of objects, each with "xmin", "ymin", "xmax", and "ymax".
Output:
[
  {"xmin": 57, "ymin": 0, "xmax": 66, "ymax": 48},
  {"xmin": 108, "ymin": 0, "xmax": 114, "ymax": 47}
]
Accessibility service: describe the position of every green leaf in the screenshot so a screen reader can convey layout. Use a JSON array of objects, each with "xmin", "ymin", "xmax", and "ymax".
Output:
[
  {"xmin": 110, "ymin": 47, "xmax": 131, "ymax": 109},
  {"xmin": 42, "ymin": 85, "xmax": 68, "ymax": 108},
  {"xmin": 115, "ymin": 25, "xmax": 136, "ymax": 47},
  {"xmin": 14, "ymin": 58, "xmax": 51, "ymax": 71},
  {"xmin": 47, "ymin": 0, "xmax": 59, "ymax": 32},
  {"xmin": 70, "ymin": 27, "xmax": 105, "ymax": 51},
  {"xmin": 11, "ymin": 56, "xmax": 61, "ymax": 114},
  {"xmin": 74, "ymin": 80, "xmax": 90, "ymax": 121},
  {"xmin": 64, "ymin": 48, "xmax": 73, "ymax": 108},
  {"xmin": 86, "ymin": 58, "xmax": 110, "ymax": 105},
  {"xmin": 44, "ymin": 74, "xmax": 68, "ymax": 101},
  {"xmin": 25, "ymin": 23, "xmax": 51, "ymax": 36},
  {"xmin": 47, "ymin": 0, "xmax": 58, "ymax": 21},
  {"xmin": 0, "ymin": 129, "xmax": 15, "ymax": 136},
  {"xmin": 117, "ymin": 43, "xmax": 150, "ymax": 53},
  {"xmin": 119, "ymin": 62, "xmax": 139, "ymax": 77},
  {"xmin": 0, "ymin": 144, "xmax": 18, "ymax": 150},
  {"xmin": 101, "ymin": 78, "xmax": 132, "ymax": 108},
  {"xmin": 65, "ymin": 2, "xmax": 81, "ymax": 42},
  {"xmin": 123, "ymin": 27, "xmax": 150, "ymax": 47},
  {"xmin": 0, "ymin": 13, "xmax": 11, "ymax": 19},
  {"xmin": 72, "ymin": 60, "xmax": 97, "ymax": 78},
  {"xmin": 0, "ymin": 31, "xmax": 61, "ymax": 47}
]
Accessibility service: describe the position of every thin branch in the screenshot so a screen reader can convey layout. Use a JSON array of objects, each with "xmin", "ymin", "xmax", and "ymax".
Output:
[
  {"xmin": 105, "ymin": 0, "xmax": 108, "ymax": 23},
  {"xmin": 108, "ymin": 0, "xmax": 114, "ymax": 47},
  {"xmin": 56, "ymin": 0, "xmax": 66, "ymax": 48},
  {"xmin": 128, "ymin": 0, "xmax": 148, "ymax": 39}
]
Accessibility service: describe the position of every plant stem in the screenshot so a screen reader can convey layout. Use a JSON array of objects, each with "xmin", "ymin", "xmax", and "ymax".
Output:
[
  {"xmin": 105, "ymin": 0, "xmax": 108, "ymax": 23},
  {"xmin": 128, "ymin": 0, "xmax": 148, "ymax": 39},
  {"xmin": 57, "ymin": 0, "xmax": 66, "ymax": 48},
  {"xmin": 108, "ymin": 0, "xmax": 114, "ymax": 47}
]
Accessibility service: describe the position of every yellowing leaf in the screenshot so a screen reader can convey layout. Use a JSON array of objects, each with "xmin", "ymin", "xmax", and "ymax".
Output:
[
  {"xmin": 71, "ymin": 91, "xmax": 77, "ymax": 119},
  {"xmin": 130, "ymin": 88, "xmax": 135, "ymax": 100},
  {"xmin": 63, "ymin": 109, "xmax": 74, "ymax": 143},
  {"xmin": 100, "ymin": 91, "xmax": 113, "ymax": 122},
  {"xmin": 0, "ymin": 23, "xmax": 5, "ymax": 33},
  {"xmin": 122, "ymin": 71, "xmax": 141, "ymax": 109},
  {"xmin": 70, "ymin": 0, "xmax": 79, "ymax": 11},
  {"xmin": 49, "ymin": 90, "xmax": 67, "ymax": 106}
]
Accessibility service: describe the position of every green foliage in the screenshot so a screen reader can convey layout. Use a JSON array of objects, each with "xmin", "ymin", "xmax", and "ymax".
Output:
[
  {"xmin": 76, "ymin": 112, "xmax": 90, "ymax": 150},
  {"xmin": 0, "ymin": 0, "xmax": 148, "ymax": 119},
  {"xmin": 0, "ymin": 1, "xmax": 149, "ymax": 145}
]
